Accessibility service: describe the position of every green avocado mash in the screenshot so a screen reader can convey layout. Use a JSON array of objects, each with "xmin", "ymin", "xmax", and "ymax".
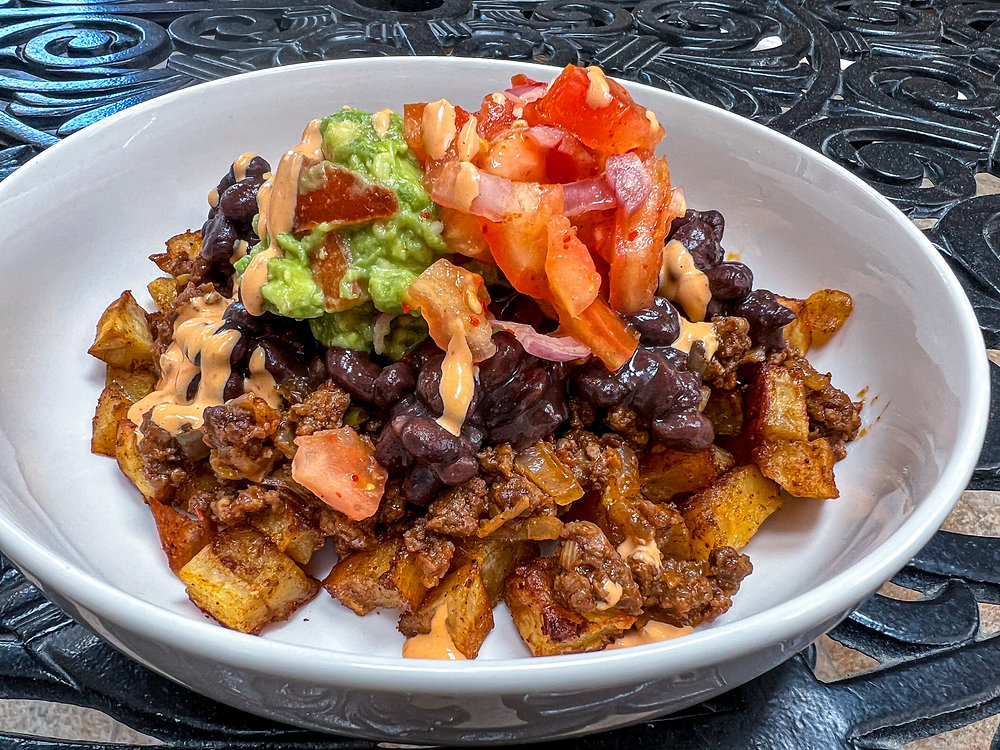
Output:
[{"xmin": 235, "ymin": 107, "xmax": 446, "ymax": 354}]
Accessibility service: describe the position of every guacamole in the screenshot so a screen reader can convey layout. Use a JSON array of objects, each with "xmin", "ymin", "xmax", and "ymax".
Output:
[{"xmin": 235, "ymin": 107, "xmax": 446, "ymax": 354}]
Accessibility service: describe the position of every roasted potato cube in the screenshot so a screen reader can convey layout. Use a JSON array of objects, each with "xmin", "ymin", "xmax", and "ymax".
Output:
[
  {"xmin": 514, "ymin": 442, "xmax": 584, "ymax": 506},
  {"xmin": 148, "ymin": 497, "xmax": 215, "ymax": 572},
  {"xmin": 747, "ymin": 364, "xmax": 809, "ymax": 442},
  {"xmin": 641, "ymin": 445, "xmax": 735, "ymax": 502},
  {"xmin": 179, "ymin": 527, "xmax": 318, "ymax": 634},
  {"xmin": 754, "ymin": 437, "xmax": 838, "ymax": 499},
  {"xmin": 92, "ymin": 384, "xmax": 133, "ymax": 457},
  {"xmin": 249, "ymin": 499, "xmax": 324, "ymax": 565},
  {"xmin": 504, "ymin": 558, "xmax": 635, "ymax": 656},
  {"xmin": 324, "ymin": 535, "xmax": 428, "ymax": 615},
  {"xmin": 147, "ymin": 276, "xmax": 180, "ymax": 312},
  {"xmin": 114, "ymin": 420, "xmax": 164, "ymax": 501},
  {"xmin": 778, "ymin": 296, "xmax": 810, "ymax": 355},
  {"xmin": 802, "ymin": 289, "xmax": 853, "ymax": 348},
  {"xmin": 88, "ymin": 291, "xmax": 155, "ymax": 370},
  {"xmin": 703, "ymin": 388, "xmax": 743, "ymax": 436},
  {"xmin": 456, "ymin": 537, "xmax": 537, "ymax": 606},
  {"xmin": 398, "ymin": 560, "xmax": 494, "ymax": 659},
  {"xmin": 105, "ymin": 366, "xmax": 156, "ymax": 402},
  {"xmin": 681, "ymin": 464, "xmax": 782, "ymax": 560},
  {"xmin": 151, "ymin": 230, "xmax": 202, "ymax": 275}
]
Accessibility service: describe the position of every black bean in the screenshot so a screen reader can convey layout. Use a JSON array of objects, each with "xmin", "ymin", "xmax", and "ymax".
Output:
[
  {"xmin": 434, "ymin": 453, "xmax": 479, "ymax": 485},
  {"xmin": 374, "ymin": 362, "xmax": 416, "ymax": 409},
  {"xmin": 326, "ymin": 347, "xmax": 382, "ymax": 403},
  {"xmin": 668, "ymin": 210, "xmax": 724, "ymax": 270},
  {"xmin": 375, "ymin": 426, "xmax": 412, "ymax": 475},
  {"xmin": 733, "ymin": 289, "xmax": 796, "ymax": 350},
  {"xmin": 415, "ymin": 354, "xmax": 444, "ymax": 413},
  {"xmin": 399, "ymin": 418, "xmax": 461, "ymax": 463},
  {"xmin": 237, "ymin": 155, "xmax": 270, "ymax": 182},
  {"xmin": 574, "ymin": 361, "xmax": 629, "ymax": 407},
  {"xmin": 200, "ymin": 212, "xmax": 238, "ymax": 264},
  {"xmin": 477, "ymin": 332, "xmax": 522, "ymax": 389},
  {"xmin": 403, "ymin": 465, "xmax": 440, "ymax": 505},
  {"xmin": 626, "ymin": 296, "xmax": 680, "ymax": 346},
  {"xmin": 219, "ymin": 178, "xmax": 261, "ymax": 227},
  {"xmin": 706, "ymin": 262, "xmax": 753, "ymax": 300},
  {"xmin": 652, "ymin": 410, "xmax": 715, "ymax": 451}
]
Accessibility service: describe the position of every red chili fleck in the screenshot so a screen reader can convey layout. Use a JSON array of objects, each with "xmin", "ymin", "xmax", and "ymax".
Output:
[
  {"xmin": 420, "ymin": 209, "xmax": 431, "ymax": 219},
  {"xmin": 470, "ymin": 316, "xmax": 480, "ymax": 327},
  {"xmin": 401, "ymin": 302, "xmax": 411, "ymax": 313},
  {"xmin": 628, "ymin": 230, "xmax": 639, "ymax": 241},
  {"xmin": 351, "ymin": 473, "xmax": 360, "ymax": 482}
]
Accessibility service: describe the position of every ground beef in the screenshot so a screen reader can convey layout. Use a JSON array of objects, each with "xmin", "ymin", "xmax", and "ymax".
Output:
[
  {"xmin": 290, "ymin": 382, "xmax": 351, "ymax": 436},
  {"xmin": 554, "ymin": 521, "xmax": 642, "ymax": 615},
  {"xmin": 136, "ymin": 416, "xmax": 192, "ymax": 492},
  {"xmin": 211, "ymin": 484, "xmax": 282, "ymax": 525},
  {"xmin": 634, "ymin": 546, "xmax": 752, "ymax": 627},
  {"xmin": 554, "ymin": 430, "xmax": 637, "ymax": 497},
  {"xmin": 201, "ymin": 393, "xmax": 281, "ymax": 482},
  {"xmin": 805, "ymin": 381, "xmax": 861, "ymax": 460},
  {"xmin": 403, "ymin": 518, "xmax": 456, "ymax": 588},
  {"xmin": 604, "ymin": 406, "xmax": 650, "ymax": 449},
  {"xmin": 374, "ymin": 480, "xmax": 409, "ymax": 525},
  {"xmin": 425, "ymin": 477, "xmax": 488, "ymax": 537},
  {"xmin": 702, "ymin": 316, "xmax": 753, "ymax": 390},
  {"xmin": 312, "ymin": 504, "xmax": 375, "ymax": 557},
  {"xmin": 487, "ymin": 473, "xmax": 551, "ymax": 517},
  {"xmin": 477, "ymin": 444, "xmax": 515, "ymax": 478}
]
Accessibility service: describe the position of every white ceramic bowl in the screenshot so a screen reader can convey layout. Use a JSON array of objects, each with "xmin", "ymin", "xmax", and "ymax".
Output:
[{"xmin": 0, "ymin": 58, "xmax": 988, "ymax": 743}]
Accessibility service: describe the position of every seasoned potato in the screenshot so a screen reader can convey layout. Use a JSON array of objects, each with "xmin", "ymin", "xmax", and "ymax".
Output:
[
  {"xmin": 92, "ymin": 367, "xmax": 156, "ymax": 456},
  {"xmin": 114, "ymin": 420, "xmax": 163, "ymax": 501},
  {"xmin": 640, "ymin": 445, "xmax": 734, "ymax": 502},
  {"xmin": 780, "ymin": 289, "xmax": 853, "ymax": 355},
  {"xmin": 150, "ymin": 229, "xmax": 202, "ymax": 275},
  {"xmin": 249, "ymin": 498, "xmax": 324, "ymax": 565},
  {"xmin": 514, "ymin": 442, "xmax": 584, "ymax": 506},
  {"xmin": 88, "ymin": 291, "xmax": 155, "ymax": 370},
  {"xmin": 681, "ymin": 464, "xmax": 782, "ymax": 560},
  {"xmin": 398, "ymin": 560, "xmax": 494, "ymax": 659},
  {"xmin": 746, "ymin": 364, "xmax": 839, "ymax": 499},
  {"xmin": 504, "ymin": 558, "xmax": 635, "ymax": 656},
  {"xmin": 455, "ymin": 537, "xmax": 537, "ymax": 606},
  {"xmin": 179, "ymin": 527, "xmax": 318, "ymax": 634},
  {"xmin": 324, "ymin": 535, "xmax": 428, "ymax": 615},
  {"xmin": 147, "ymin": 276, "xmax": 180, "ymax": 311},
  {"xmin": 147, "ymin": 497, "xmax": 215, "ymax": 573},
  {"xmin": 106, "ymin": 366, "xmax": 156, "ymax": 402}
]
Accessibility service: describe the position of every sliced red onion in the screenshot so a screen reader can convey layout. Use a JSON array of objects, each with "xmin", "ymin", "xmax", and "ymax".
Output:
[
  {"xmin": 563, "ymin": 177, "xmax": 617, "ymax": 216},
  {"xmin": 372, "ymin": 312, "xmax": 394, "ymax": 355},
  {"xmin": 504, "ymin": 80, "xmax": 546, "ymax": 105},
  {"xmin": 492, "ymin": 320, "xmax": 591, "ymax": 362},
  {"xmin": 605, "ymin": 153, "xmax": 653, "ymax": 215},
  {"xmin": 523, "ymin": 125, "xmax": 565, "ymax": 149}
]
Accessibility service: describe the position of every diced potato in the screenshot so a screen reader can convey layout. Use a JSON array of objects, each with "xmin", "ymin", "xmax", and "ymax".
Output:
[
  {"xmin": 92, "ymin": 384, "xmax": 133, "ymax": 457},
  {"xmin": 640, "ymin": 445, "xmax": 734, "ymax": 502},
  {"xmin": 703, "ymin": 388, "xmax": 743, "ymax": 436},
  {"xmin": 398, "ymin": 560, "xmax": 494, "ymax": 659},
  {"xmin": 802, "ymin": 289, "xmax": 853, "ymax": 348},
  {"xmin": 746, "ymin": 364, "xmax": 839, "ymax": 499},
  {"xmin": 88, "ymin": 291, "xmax": 156, "ymax": 370},
  {"xmin": 249, "ymin": 498, "xmax": 324, "ymax": 565},
  {"xmin": 681, "ymin": 464, "xmax": 782, "ymax": 560},
  {"xmin": 514, "ymin": 442, "xmax": 584, "ymax": 506},
  {"xmin": 178, "ymin": 527, "xmax": 319, "ymax": 634},
  {"xmin": 151, "ymin": 230, "xmax": 202, "ymax": 274},
  {"xmin": 105, "ymin": 366, "xmax": 156, "ymax": 402},
  {"xmin": 147, "ymin": 276, "xmax": 180, "ymax": 312},
  {"xmin": 754, "ymin": 437, "xmax": 838, "ymax": 499},
  {"xmin": 324, "ymin": 536, "xmax": 428, "ymax": 615},
  {"xmin": 778, "ymin": 296, "xmax": 810, "ymax": 355},
  {"xmin": 114, "ymin": 420, "xmax": 164, "ymax": 501},
  {"xmin": 505, "ymin": 558, "xmax": 635, "ymax": 656},
  {"xmin": 147, "ymin": 497, "xmax": 215, "ymax": 572},
  {"xmin": 455, "ymin": 537, "xmax": 536, "ymax": 606}
]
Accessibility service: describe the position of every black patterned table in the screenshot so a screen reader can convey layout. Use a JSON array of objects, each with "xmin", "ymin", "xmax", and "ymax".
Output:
[{"xmin": 2, "ymin": 0, "xmax": 1000, "ymax": 747}]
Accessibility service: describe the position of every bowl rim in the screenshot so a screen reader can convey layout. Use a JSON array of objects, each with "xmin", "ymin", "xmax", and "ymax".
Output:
[{"xmin": 0, "ymin": 56, "xmax": 989, "ymax": 695}]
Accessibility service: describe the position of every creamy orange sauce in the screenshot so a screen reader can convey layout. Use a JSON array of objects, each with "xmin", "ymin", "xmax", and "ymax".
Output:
[
  {"xmin": 453, "ymin": 162, "xmax": 481, "ymax": 213},
  {"xmin": 645, "ymin": 109, "xmax": 661, "ymax": 132},
  {"xmin": 207, "ymin": 187, "xmax": 219, "ymax": 208},
  {"xmin": 658, "ymin": 239, "xmax": 711, "ymax": 322},
  {"xmin": 240, "ymin": 247, "xmax": 279, "ymax": 316},
  {"xmin": 456, "ymin": 115, "xmax": 481, "ymax": 162},
  {"xmin": 437, "ymin": 318, "xmax": 476, "ymax": 436},
  {"xmin": 244, "ymin": 347, "xmax": 282, "ymax": 409},
  {"xmin": 607, "ymin": 622, "xmax": 693, "ymax": 649},
  {"xmin": 422, "ymin": 99, "xmax": 457, "ymax": 161},
  {"xmin": 371, "ymin": 108, "xmax": 393, "ymax": 138},
  {"xmin": 617, "ymin": 537, "xmax": 662, "ymax": 568},
  {"xmin": 230, "ymin": 239, "xmax": 249, "ymax": 265},
  {"xmin": 585, "ymin": 66, "xmax": 613, "ymax": 109},
  {"xmin": 673, "ymin": 318, "xmax": 719, "ymax": 359},
  {"xmin": 128, "ymin": 293, "xmax": 240, "ymax": 437},
  {"xmin": 402, "ymin": 606, "xmax": 467, "ymax": 660},
  {"xmin": 232, "ymin": 151, "xmax": 257, "ymax": 181},
  {"xmin": 595, "ymin": 580, "xmax": 623, "ymax": 610}
]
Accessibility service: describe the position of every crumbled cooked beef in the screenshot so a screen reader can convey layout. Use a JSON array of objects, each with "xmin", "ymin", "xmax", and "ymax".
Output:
[
  {"xmin": 702, "ymin": 316, "xmax": 753, "ymax": 390},
  {"xmin": 201, "ymin": 393, "xmax": 281, "ymax": 482},
  {"xmin": 478, "ymin": 444, "xmax": 515, "ymax": 478},
  {"xmin": 604, "ymin": 406, "xmax": 650, "ymax": 449},
  {"xmin": 374, "ymin": 480, "xmax": 409, "ymax": 525},
  {"xmin": 426, "ymin": 477, "xmax": 488, "ymax": 537},
  {"xmin": 211, "ymin": 484, "xmax": 283, "ymax": 525},
  {"xmin": 567, "ymin": 397, "xmax": 596, "ymax": 429},
  {"xmin": 403, "ymin": 518, "xmax": 456, "ymax": 588},
  {"xmin": 487, "ymin": 473, "xmax": 551, "ymax": 517},
  {"xmin": 634, "ymin": 546, "xmax": 752, "ymax": 627},
  {"xmin": 290, "ymin": 382, "xmax": 351, "ymax": 436},
  {"xmin": 312, "ymin": 504, "xmax": 374, "ymax": 557},
  {"xmin": 136, "ymin": 416, "xmax": 191, "ymax": 492},
  {"xmin": 554, "ymin": 521, "xmax": 642, "ymax": 615}
]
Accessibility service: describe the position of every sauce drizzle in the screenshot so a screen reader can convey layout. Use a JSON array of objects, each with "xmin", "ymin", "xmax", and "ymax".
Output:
[
  {"xmin": 422, "ymin": 99, "xmax": 457, "ymax": 161},
  {"xmin": 658, "ymin": 239, "xmax": 711, "ymax": 322},
  {"xmin": 585, "ymin": 66, "xmax": 613, "ymax": 109},
  {"xmin": 437, "ymin": 318, "xmax": 476, "ymax": 436},
  {"xmin": 401, "ymin": 606, "xmax": 467, "ymax": 660},
  {"xmin": 607, "ymin": 621, "xmax": 694, "ymax": 649}
]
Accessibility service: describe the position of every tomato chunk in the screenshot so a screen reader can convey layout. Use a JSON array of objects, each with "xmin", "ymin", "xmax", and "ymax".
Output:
[
  {"xmin": 293, "ymin": 162, "xmax": 398, "ymax": 232},
  {"xmin": 555, "ymin": 296, "xmax": 637, "ymax": 371},
  {"xmin": 402, "ymin": 101, "xmax": 474, "ymax": 167},
  {"xmin": 291, "ymin": 428, "xmax": 387, "ymax": 521},
  {"xmin": 545, "ymin": 214, "xmax": 601, "ymax": 317},
  {"xmin": 530, "ymin": 64, "xmax": 665, "ymax": 155},
  {"xmin": 309, "ymin": 232, "xmax": 360, "ymax": 311}
]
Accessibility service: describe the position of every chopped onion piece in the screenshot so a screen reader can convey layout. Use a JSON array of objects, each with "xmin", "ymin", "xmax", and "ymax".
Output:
[
  {"xmin": 563, "ymin": 177, "xmax": 616, "ymax": 216},
  {"xmin": 493, "ymin": 319, "xmax": 591, "ymax": 361},
  {"xmin": 372, "ymin": 312, "xmax": 394, "ymax": 355},
  {"xmin": 605, "ymin": 153, "xmax": 653, "ymax": 215}
]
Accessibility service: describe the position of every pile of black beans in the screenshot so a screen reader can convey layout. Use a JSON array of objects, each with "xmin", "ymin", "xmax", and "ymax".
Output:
[
  {"xmin": 326, "ymin": 333, "xmax": 567, "ymax": 504},
  {"xmin": 194, "ymin": 155, "xmax": 271, "ymax": 290}
]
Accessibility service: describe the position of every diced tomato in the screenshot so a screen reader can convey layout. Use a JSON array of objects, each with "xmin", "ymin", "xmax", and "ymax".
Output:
[
  {"xmin": 294, "ymin": 162, "xmax": 398, "ymax": 232},
  {"xmin": 608, "ymin": 157, "xmax": 671, "ymax": 314},
  {"xmin": 291, "ymin": 428, "xmax": 387, "ymax": 521},
  {"xmin": 404, "ymin": 259, "xmax": 496, "ymax": 361},
  {"xmin": 574, "ymin": 209, "xmax": 617, "ymax": 265},
  {"xmin": 476, "ymin": 92, "xmax": 518, "ymax": 141},
  {"xmin": 402, "ymin": 101, "xmax": 474, "ymax": 168},
  {"xmin": 309, "ymin": 232, "xmax": 360, "ymax": 311},
  {"xmin": 510, "ymin": 73, "xmax": 543, "ymax": 89},
  {"xmin": 555, "ymin": 296, "xmax": 637, "ymax": 371},
  {"xmin": 545, "ymin": 215, "xmax": 601, "ymax": 317},
  {"xmin": 529, "ymin": 64, "xmax": 665, "ymax": 155},
  {"xmin": 481, "ymin": 129, "xmax": 548, "ymax": 182},
  {"xmin": 438, "ymin": 206, "xmax": 493, "ymax": 263}
]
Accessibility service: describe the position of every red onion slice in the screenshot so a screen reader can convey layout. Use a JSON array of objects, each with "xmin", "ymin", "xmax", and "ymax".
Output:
[
  {"xmin": 563, "ymin": 177, "xmax": 616, "ymax": 216},
  {"xmin": 505, "ymin": 80, "xmax": 547, "ymax": 105},
  {"xmin": 372, "ymin": 312, "xmax": 394, "ymax": 355},
  {"xmin": 604, "ymin": 153, "xmax": 653, "ymax": 215},
  {"xmin": 493, "ymin": 320, "xmax": 591, "ymax": 361}
]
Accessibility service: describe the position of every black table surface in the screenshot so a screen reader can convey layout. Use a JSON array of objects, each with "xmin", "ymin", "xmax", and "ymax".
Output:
[{"xmin": 2, "ymin": 0, "xmax": 1000, "ymax": 747}]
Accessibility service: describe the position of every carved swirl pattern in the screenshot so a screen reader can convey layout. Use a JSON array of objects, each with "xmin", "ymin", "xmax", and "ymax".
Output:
[{"xmin": 1, "ymin": 0, "xmax": 999, "ymax": 747}]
